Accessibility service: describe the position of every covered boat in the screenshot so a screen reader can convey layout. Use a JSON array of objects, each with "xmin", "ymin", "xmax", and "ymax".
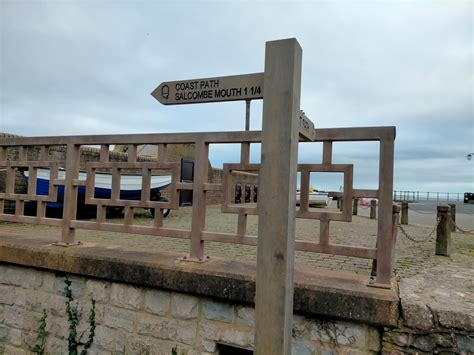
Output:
[{"xmin": 23, "ymin": 168, "xmax": 172, "ymax": 208}]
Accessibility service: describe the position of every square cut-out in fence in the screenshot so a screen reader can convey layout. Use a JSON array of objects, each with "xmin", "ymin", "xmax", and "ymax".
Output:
[
  {"xmin": 84, "ymin": 161, "xmax": 180, "ymax": 210},
  {"xmin": 221, "ymin": 163, "xmax": 260, "ymax": 215},
  {"xmin": 296, "ymin": 164, "xmax": 353, "ymax": 222}
]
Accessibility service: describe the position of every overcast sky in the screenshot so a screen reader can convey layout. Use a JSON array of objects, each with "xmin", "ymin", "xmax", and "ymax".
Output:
[{"xmin": 1, "ymin": 0, "xmax": 473, "ymax": 194}]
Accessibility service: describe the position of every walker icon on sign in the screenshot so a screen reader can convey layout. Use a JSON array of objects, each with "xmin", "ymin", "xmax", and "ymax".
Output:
[{"xmin": 161, "ymin": 85, "xmax": 169, "ymax": 99}]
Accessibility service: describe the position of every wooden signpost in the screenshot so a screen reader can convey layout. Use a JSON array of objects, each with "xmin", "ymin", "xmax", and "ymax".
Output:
[{"xmin": 153, "ymin": 38, "xmax": 305, "ymax": 355}]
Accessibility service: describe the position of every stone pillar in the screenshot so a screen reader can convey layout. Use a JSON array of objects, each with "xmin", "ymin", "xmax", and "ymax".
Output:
[
  {"xmin": 448, "ymin": 203, "xmax": 456, "ymax": 232},
  {"xmin": 436, "ymin": 205, "xmax": 451, "ymax": 256},
  {"xmin": 370, "ymin": 199, "xmax": 377, "ymax": 219},
  {"xmin": 339, "ymin": 198, "xmax": 344, "ymax": 211},
  {"xmin": 352, "ymin": 198, "xmax": 358, "ymax": 216},
  {"xmin": 401, "ymin": 201, "xmax": 408, "ymax": 225},
  {"xmin": 255, "ymin": 38, "xmax": 302, "ymax": 355}
]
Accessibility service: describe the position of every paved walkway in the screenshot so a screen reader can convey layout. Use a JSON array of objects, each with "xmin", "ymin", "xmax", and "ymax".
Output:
[{"xmin": 0, "ymin": 204, "xmax": 472, "ymax": 280}]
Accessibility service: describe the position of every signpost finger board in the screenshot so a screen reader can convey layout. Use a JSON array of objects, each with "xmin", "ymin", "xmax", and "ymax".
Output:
[{"xmin": 151, "ymin": 73, "xmax": 264, "ymax": 105}]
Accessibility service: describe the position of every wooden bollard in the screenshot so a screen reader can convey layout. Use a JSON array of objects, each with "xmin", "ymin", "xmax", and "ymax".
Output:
[
  {"xmin": 370, "ymin": 199, "xmax": 377, "ymax": 219},
  {"xmin": 436, "ymin": 205, "xmax": 451, "ymax": 256},
  {"xmin": 401, "ymin": 201, "xmax": 409, "ymax": 225},
  {"xmin": 352, "ymin": 198, "xmax": 358, "ymax": 216},
  {"xmin": 448, "ymin": 203, "xmax": 456, "ymax": 232}
]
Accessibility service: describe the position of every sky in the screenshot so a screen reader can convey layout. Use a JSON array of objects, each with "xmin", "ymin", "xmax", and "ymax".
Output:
[{"xmin": 1, "ymin": 0, "xmax": 473, "ymax": 194}]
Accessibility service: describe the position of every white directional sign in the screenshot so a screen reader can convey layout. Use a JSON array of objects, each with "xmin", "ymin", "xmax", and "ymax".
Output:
[{"xmin": 151, "ymin": 73, "xmax": 264, "ymax": 105}]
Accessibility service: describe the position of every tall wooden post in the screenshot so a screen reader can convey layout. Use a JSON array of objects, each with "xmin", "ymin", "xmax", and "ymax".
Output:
[
  {"xmin": 255, "ymin": 38, "xmax": 302, "ymax": 355},
  {"xmin": 61, "ymin": 143, "xmax": 80, "ymax": 244}
]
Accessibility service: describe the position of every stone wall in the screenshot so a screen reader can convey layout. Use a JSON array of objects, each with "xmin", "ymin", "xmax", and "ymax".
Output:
[
  {"xmin": 381, "ymin": 264, "xmax": 474, "ymax": 354},
  {"xmin": 0, "ymin": 263, "xmax": 381, "ymax": 355}
]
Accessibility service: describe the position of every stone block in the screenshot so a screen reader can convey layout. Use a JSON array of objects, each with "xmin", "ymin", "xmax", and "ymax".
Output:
[
  {"xmin": 433, "ymin": 333, "xmax": 454, "ymax": 347},
  {"xmin": 401, "ymin": 301, "xmax": 434, "ymax": 330},
  {"xmin": 2, "ymin": 345, "xmax": 28, "ymax": 355},
  {"xmin": 137, "ymin": 315, "xmax": 177, "ymax": 340},
  {"xmin": 411, "ymin": 335, "xmax": 434, "ymax": 352},
  {"xmin": 236, "ymin": 306, "xmax": 255, "ymax": 326},
  {"xmin": 7, "ymin": 327, "xmax": 22, "ymax": 346},
  {"xmin": 56, "ymin": 276, "xmax": 86, "ymax": 299},
  {"xmin": 45, "ymin": 336, "xmax": 66, "ymax": 353},
  {"xmin": 110, "ymin": 283, "xmax": 143, "ymax": 310},
  {"xmin": 19, "ymin": 330, "xmax": 39, "ymax": 351},
  {"xmin": 0, "ymin": 325, "xmax": 9, "ymax": 341},
  {"xmin": 202, "ymin": 299, "xmax": 234, "ymax": 323},
  {"xmin": 292, "ymin": 342, "xmax": 314, "ymax": 355},
  {"xmin": 202, "ymin": 340, "xmax": 217, "ymax": 352},
  {"xmin": 0, "ymin": 285, "xmax": 15, "ymax": 305},
  {"xmin": 199, "ymin": 322, "xmax": 221, "ymax": 341},
  {"xmin": 125, "ymin": 336, "xmax": 153, "ymax": 355},
  {"xmin": 457, "ymin": 334, "xmax": 474, "ymax": 353},
  {"xmin": 345, "ymin": 350, "xmax": 364, "ymax": 355},
  {"xmin": 220, "ymin": 328, "xmax": 250, "ymax": 348},
  {"xmin": 47, "ymin": 293, "xmax": 67, "ymax": 317},
  {"xmin": 103, "ymin": 306, "xmax": 136, "ymax": 332},
  {"xmin": 335, "ymin": 322, "xmax": 368, "ymax": 349},
  {"xmin": 437, "ymin": 309, "xmax": 473, "ymax": 331},
  {"xmin": 144, "ymin": 289, "xmax": 170, "ymax": 316},
  {"xmin": 15, "ymin": 289, "xmax": 51, "ymax": 313},
  {"xmin": 310, "ymin": 321, "xmax": 337, "ymax": 344},
  {"xmin": 88, "ymin": 347, "xmax": 113, "ymax": 355},
  {"xmin": 85, "ymin": 279, "xmax": 110, "ymax": 302},
  {"xmin": 176, "ymin": 319, "xmax": 197, "ymax": 345},
  {"xmin": 94, "ymin": 325, "xmax": 127, "ymax": 353},
  {"xmin": 170, "ymin": 293, "xmax": 198, "ymax": 319},
  {"xmin": 4, "ymin": 306, "xmax": 40, "ymax": 330},
  {"xmin": 367, "ymin": 326, "xmax": 381, "ymax": 351},
  {"xmin": 46, "ymin": 315, "xmax": 69, "ymax": 339},
  {"xmin": 383, "ymin": 331, "xmax": 410, "ymax": 348},
  {"xmin": 293, "ymin": 315, "xmax": 311, "ymax": 339},
  {"xmin": 41, "ymin": 272, "xmax": 57, "ymax": 292},
  {"xmin": 1, "ymin": 266, "xmax": 42, "ymax": 289}
]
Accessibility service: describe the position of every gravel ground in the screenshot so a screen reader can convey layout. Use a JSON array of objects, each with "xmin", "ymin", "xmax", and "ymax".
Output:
[{"xmin": 1, "ymin": 203, "xmax": 472, "ymax": 280}]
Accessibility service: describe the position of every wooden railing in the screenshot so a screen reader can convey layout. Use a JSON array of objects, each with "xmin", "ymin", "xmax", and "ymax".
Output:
[{"xmin": 0, "ymin": 126, "xmax": 395, "ymax": 286}]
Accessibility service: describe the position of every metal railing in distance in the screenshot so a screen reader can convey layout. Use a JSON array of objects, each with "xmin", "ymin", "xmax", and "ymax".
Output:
[{"xmin": 394, "ymin": 190, "xmax": 462, "ymax": 202}]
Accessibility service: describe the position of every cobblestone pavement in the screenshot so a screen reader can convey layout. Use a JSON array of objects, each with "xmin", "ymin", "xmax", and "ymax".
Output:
[{"xmin": 1, "ymin": 204, "xmax": 472, "ymax": 281}]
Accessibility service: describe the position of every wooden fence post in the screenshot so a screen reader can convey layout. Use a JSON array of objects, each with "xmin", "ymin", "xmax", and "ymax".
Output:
[
  {"xmin": 448, "ymin": 203, "xmax": 456, "ymax": 232},
  {"xmin": 436, "ymin": 205, "xmax": 451, "ymax": 256},
  {"xmin": 352, "ymin": 198, "xmax": 358, "ymax": 216},
  {"xmin": 255, "ymin": 38, "xmax": 302, "ymax": 355},
  {"xmin": 401, "ymin": 201, "xmax": 408, "ymax": 225},
  {"xmin": 370, "ymin": 199, "xmax": 377, "ymax": 219}
]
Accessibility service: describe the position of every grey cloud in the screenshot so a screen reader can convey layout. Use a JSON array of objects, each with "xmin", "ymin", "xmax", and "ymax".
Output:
[{"xmin": 1, "ymin": 0, "xmax": 472, "ymax": 192}]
